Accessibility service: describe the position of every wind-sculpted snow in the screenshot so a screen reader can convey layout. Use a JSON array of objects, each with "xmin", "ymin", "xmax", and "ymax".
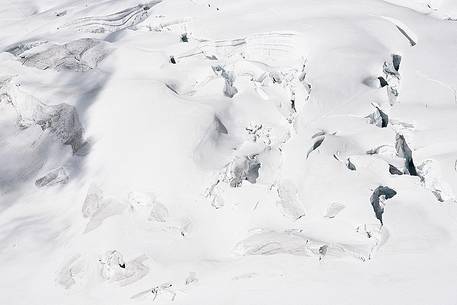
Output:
[
  {"xmin": 0, "ymin": 78, "xmax": 85, "ymax": 153},
  {"xmin": 35, "ymin": 167, "xmax": 69, "ymax": 187},
  {"xmin": 128, "ymin": 191, "xmax": 169, "ymax": 222},
  {"xmin": 82, "ymin": 184, "xmax": 104, "ymax": 218},
  {"xmin": 383, "ymin": 0, "xmax": 457, "ymax": 19},
  {"xmin": 56, "ymin": 250, "xmax": 149, "ymax": 289},
  {"xmin": 417, "ymin": 160, "xmax": 456, "ymax": 203},
  {"xmin": 18, "ymin": 38, "xmax": 110, "ymax": 72},
  {"xmin": 1, "ymin": 0, "xmax": 457, "ymax": 305},
  {"xmin": 171, "ymin": 32, "xmax": 305, "ymax": 67},
  {"xmin": 381, "ymin": 16, "xmax": 418, "ymax": 47},
  {"xmin": 63, "ymin": 2, "xmax": 161, "ymax": 33},
  {"xmin": 275, "ymin": 181, "xmax": 306, "ymax": 220},
  {"xmin": 99, "ymin": 250, "xmax": 149, "ymax": 286},
  {"xmin": 5, "ymin": 40, "xmax": 49, "ymax": 56},
  {"xmin": 84, "ymin": 197, "xmax": 125, "ymax": 233},
  {"xmin": 324, "ymin": 202, "xmax": 346, "ymax": 219},
  {"xmin": 204, "ymin": 154, "xmax": 263, "ymax": 208},
  {"xmin": 236, "ymin": 229, "xmax": 383, "ymax": 261}
]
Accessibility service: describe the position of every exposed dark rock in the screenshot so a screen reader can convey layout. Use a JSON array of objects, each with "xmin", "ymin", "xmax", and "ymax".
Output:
[
  {"xmin": 319, "ymin": 245, "xmax": 328, "ymax": 257},
  {"xmin": 431, "ymin": 190, "xmax": 444, "ymax": 202},
  {"xmin": 166, "ymin": 83, "xmax": 179, "ymax": 94},
  {"xmin": 56, "ymin": 10, "xmax": 67, "ymax": 17},
  {"xmin": 270, "ymin": 72, "xmax": 282, "ymax": 84},
  {"xmin": 395, "ymin": 25, "xmax": 416, "ymax": 46},
  {"xmin": 378, "ymin": 108, "xmax": 389, "ymax": 128},
  {"xmin": 291, "ymin": 99, "xmax": 296, "ymax": 112},
  {"xmin": 389, "ymin": 164, "xmax": 403, "ymax": 175},
  {"xmin": 347, "ymin": 158, "xmax": 356, "ymax": 171},
  {"xmin": 384, "ymin": 54, "xmax": 402, "ymax": 75},
  {"xmin": 306, "ymin": 136, "xmax": 324, "ymax": 158},
  {"xmin": 395, "ymin": 134, "xmax": 417, "ymax": 176},
  {"xmin": 363, "ymin": 76, "xmax": 388, "ymax": 88},
  {"xmin": 312, "ymin": 137, "xmax": 324, "ymax": 150},
  {"xmin": 370, "ymin": 186, "xmax": 397, "ymax": 224},
  {"xmin": 392, "ymin": 54, "xmax": 401, "ymax": 71},
  {"xmin": 180, "ymin": 33, "xmax": 189, "ymax": 42},
  {"xmin": 378, "ymin": 76, "xmax": 388, "ymax": 87},
  {"xmin": 366, "ymin": 106, "xmax": 388, "ymax": 128}
]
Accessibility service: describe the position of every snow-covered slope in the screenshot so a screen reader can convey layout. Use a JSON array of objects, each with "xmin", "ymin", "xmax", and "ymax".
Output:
[{"xmin": 1, "ymin": 0, "xmax": 457, "ymax": 304}]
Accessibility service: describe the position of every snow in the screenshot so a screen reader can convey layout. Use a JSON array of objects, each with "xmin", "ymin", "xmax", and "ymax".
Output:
[{"xmin": 1, "ymin": 0, "xmax": 457, "ymax": 304}]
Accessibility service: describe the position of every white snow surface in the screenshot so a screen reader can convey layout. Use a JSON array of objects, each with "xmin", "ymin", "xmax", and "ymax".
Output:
[{"xmin": 1, "ymin": 0, "xmax": 457, "ymax": 304}]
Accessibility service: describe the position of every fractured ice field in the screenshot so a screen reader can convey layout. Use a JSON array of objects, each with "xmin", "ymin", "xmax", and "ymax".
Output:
[{"xmin": 1, "ymin": 0, "xmax": 457, "ymax": 305}]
